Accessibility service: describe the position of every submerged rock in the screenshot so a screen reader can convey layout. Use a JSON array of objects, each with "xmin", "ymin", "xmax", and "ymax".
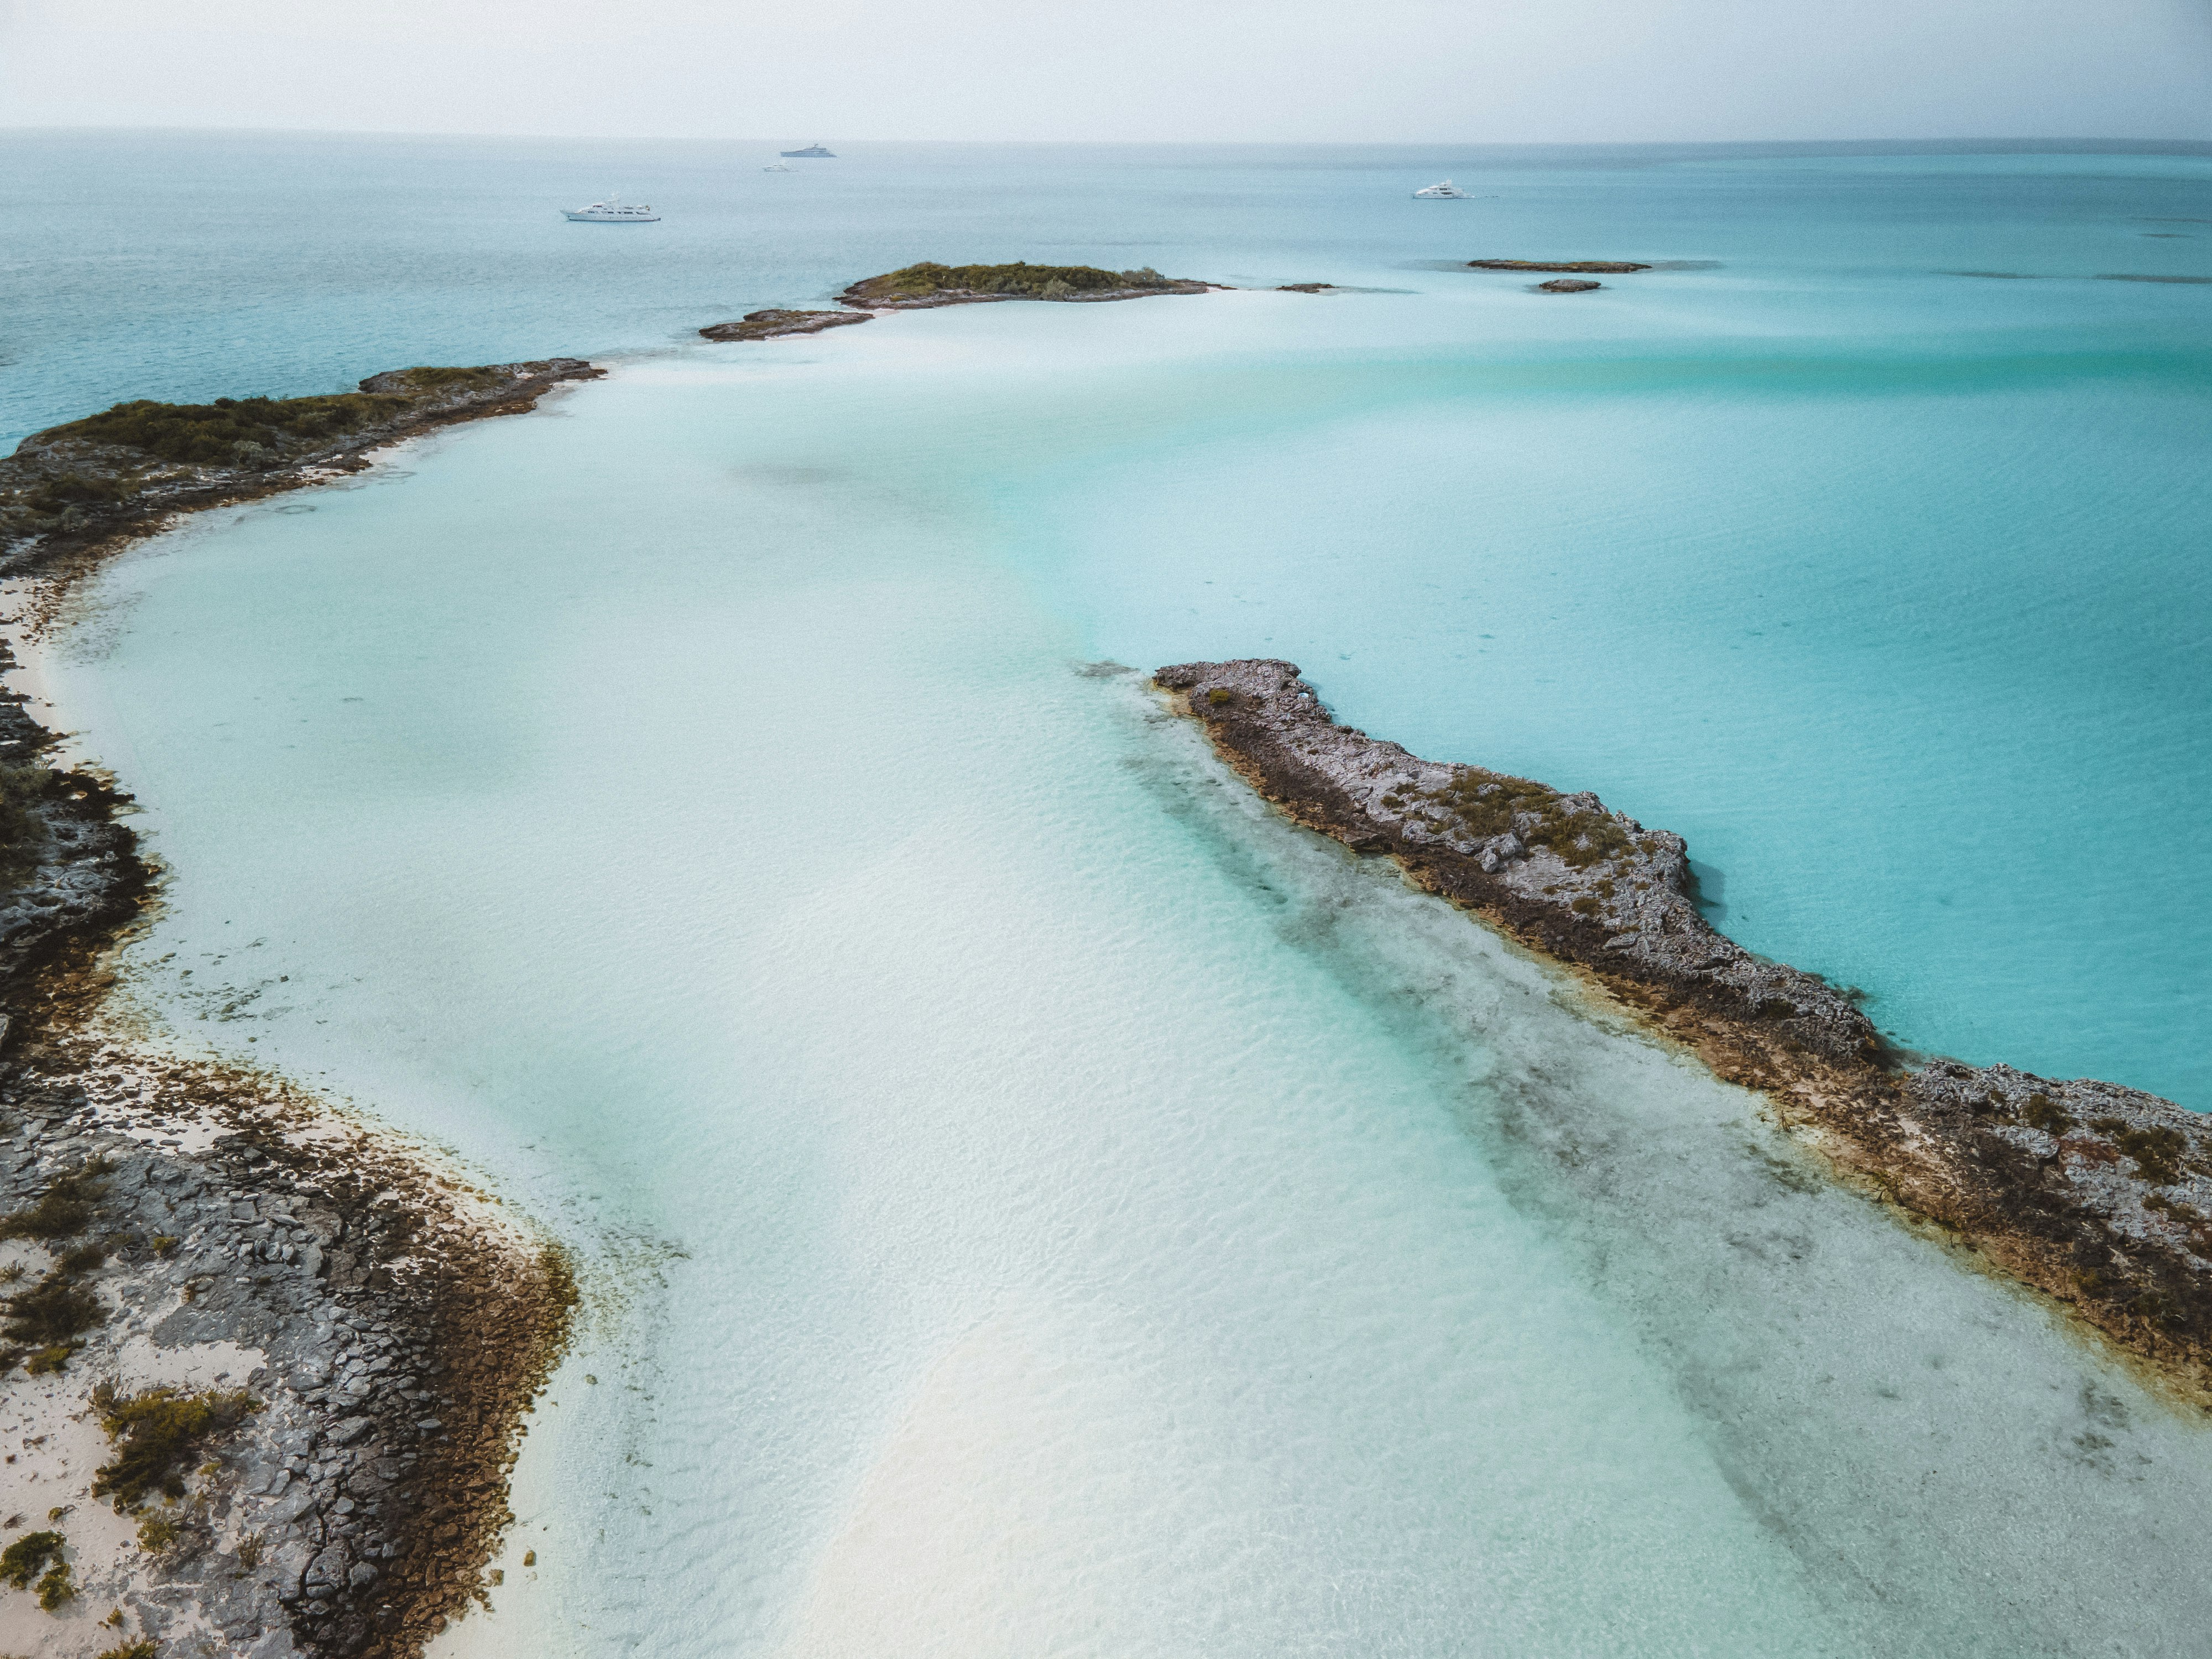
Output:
[
  {"xmin": 1536, "ymin": 279, "xmax": 1604, "ymax": 293},
  {"xmin": 698, "ymin": 308, "xmax": 873, "ymax": 342}
]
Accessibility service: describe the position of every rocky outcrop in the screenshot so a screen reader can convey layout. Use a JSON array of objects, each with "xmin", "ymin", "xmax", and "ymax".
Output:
[
  {"xmin": 0, "ymin": 1046, "xmax": 574, "ymax": 1659},
  {"xmin": 838, "ymin": 261, "xmax": 1209, "ymax": 310},
  {"xmin": 0, "ymin": 359, "xmax": 588, "ymax": 1649},
  {"xmin": 1156, "ymin": 658, "xmax": 2212, "ymax": 1391},
  {"xmin": 0, "ymin": 632, "xmax": 574, "ymax": 1656},
  {"xmin": 699, "ymin": 309, "xmax": 873, "ymax": 343},
  {"xmin": 1536, "ymin": 279, "xmax": 1603, "ymax": 293},
  {"xmin": 0, "ymin": 359, "xmax": 602, "ymax": 577},
  {"xmin": 1468, "ymin": 259, "xmax": 1650, "ymax": 274}
]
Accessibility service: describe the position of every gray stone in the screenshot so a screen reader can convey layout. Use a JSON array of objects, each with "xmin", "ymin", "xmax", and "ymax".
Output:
[{"xmin": 304, "ymin": 1544, "xmax": 349, "ymax": 1593}]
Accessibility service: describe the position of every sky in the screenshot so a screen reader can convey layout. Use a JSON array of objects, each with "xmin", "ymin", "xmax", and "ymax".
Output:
[{"xmin": 1, "ymin": 0, "xmax": 2208, "ymax": 143}]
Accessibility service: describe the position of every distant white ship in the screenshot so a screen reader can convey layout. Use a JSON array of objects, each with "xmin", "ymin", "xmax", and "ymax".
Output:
[
  {"xmin": 780, "ymin": 143, "xmax": 836, "ymax": 158},
  {"xmin": 1412, "ymin": 180, "xmax": 1470, "ymax": 200},
  {"xmin": 761, "ymin": 161, "xmax": 792, "ymax": 173},
  {"xmin": 563, "ymin": 197, "xmax": 659, "ymax": 223}
]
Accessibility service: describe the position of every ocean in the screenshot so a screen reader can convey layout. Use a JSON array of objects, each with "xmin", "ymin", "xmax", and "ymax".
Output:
[{"xmin": 8, "ymin": 131, "xmax": 2212, "ymax": 1654}]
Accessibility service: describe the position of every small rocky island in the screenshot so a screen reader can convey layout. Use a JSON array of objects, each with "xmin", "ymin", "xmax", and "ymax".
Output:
[
  {"xmin": 1536, "ymin": 279, "xmax": 1604, "ymax": 293},
  {"xmin": 837, "ymin": 261, "xmax": 1209, "ymax": 309},
  {"xmin": 1157, "ymin": 659, "xmax": 2212, "ymax": 1397},
  {"xmin": 0, "ymin": 361, "xmax": 601, "ymax": 577},
  {"xmin": 1468, "ymin": 259, "xmax": 1651, "ymax": 274},
  {"xmin": 697, "ymin": 263, "xmax": 1212, "ymax": 345},
  {"xmin": 0, "ymin": 362, "xmax": 596, "ymax": 1655}
]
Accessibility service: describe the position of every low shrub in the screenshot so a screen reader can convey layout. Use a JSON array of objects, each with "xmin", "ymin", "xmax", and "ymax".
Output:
[
  {"xmin": 0, "ymin": 1160, "xmax": 107, "ymax": 1240},
  {"xmin": 91, "ymin": 1384, "xmax": 261, "ymax": 1508},
  {"xmin": 2022, "ymin": 1092, "xmax": 2074, "ymax": 1136},
  {"xmin": 23, "ymin": 473, "xmax": 130, "ymax": 514},
  {"xmin": 3, "ymin": 1267, "xmax": 105, "ymax": 1352},
  {"xmin": 2114, "ymin": 1125, "xmax": 2187, "ymax": 1185},
  {"xmin": 0, "ymin": 1528, "xmax": 63, "ymax": 1589},
  {"xmin": 37, "ymin": 1559, "xmax": 74, "ymax": 1610},
  {"xmin": 39, "ymin": 391, "xmax": 412, "ymax": 467}
]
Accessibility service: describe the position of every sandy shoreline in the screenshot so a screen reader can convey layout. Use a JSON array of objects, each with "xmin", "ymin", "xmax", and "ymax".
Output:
[{"xmin": 0, "ymin": 394, "xmax": 586, "ymax": 1655}]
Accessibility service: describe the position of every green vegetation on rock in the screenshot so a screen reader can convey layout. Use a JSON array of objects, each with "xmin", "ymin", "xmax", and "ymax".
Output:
[
  {"xmin": 1424, "ymin": 768, "xmax": 1632, "ymax": 869},
  {"xmin": 92, "ymin": 1383, "xmax": 262, "ymax": 1508},
  {"xmin": 40, "ymin": 392, "xmax": 410, "ymax": 469},
  {"xmin": 0, "ymin": 761, "xmax": 59, "ymax": 887},
  {"xmin": 843, "ymin": 261, "xmax": 1176, "ymax": 303},
  {"xmin": 2022, "ymin": 1092, "xmax": 2074, "ymax": 1135},
  {"xmin": 29, "ymin": 366, "xmax": 511, "ymax": 471},
  {"xmin": 0, "ymin": 1160, "xmax": 107, "ymax": 1240},
  {"xmin": 0, "ymin": 1529, "xmax": 64, "ymax": 1590}
]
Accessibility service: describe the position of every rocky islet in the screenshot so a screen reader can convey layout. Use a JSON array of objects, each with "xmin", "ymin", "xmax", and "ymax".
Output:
[{"xmin": 1156, "ymin": 658, "xmax": 2212, "ymax": 1396}]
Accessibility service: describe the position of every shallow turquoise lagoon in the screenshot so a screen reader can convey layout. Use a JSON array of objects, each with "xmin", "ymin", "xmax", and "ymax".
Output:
[{"xmin": 14, "ymin": 139, "xmax": 2212, "ymax": 1652}]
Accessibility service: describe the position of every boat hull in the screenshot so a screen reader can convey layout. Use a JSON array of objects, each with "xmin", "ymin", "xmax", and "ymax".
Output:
[{"xmin": 562, "ymin": 211, "xmax": 660, "ymax": 222}]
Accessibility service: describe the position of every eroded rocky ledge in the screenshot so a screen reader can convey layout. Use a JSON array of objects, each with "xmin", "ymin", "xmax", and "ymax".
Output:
[{"xmin": 1157, "ymin": 658, "xmax": 2212, "ymax": 1394}]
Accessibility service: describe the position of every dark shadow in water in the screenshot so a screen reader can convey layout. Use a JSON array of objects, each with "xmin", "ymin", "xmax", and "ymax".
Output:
[
  {"xmin": 1688, "ymin": 858, "xmax": 1728, "ymax": 922},
  {"xmin": 2098, "ymin": 273, "xmax": 2212, "ymax": 284}
]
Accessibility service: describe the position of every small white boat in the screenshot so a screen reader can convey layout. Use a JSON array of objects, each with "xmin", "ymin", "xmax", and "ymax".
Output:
[
  {"xmin": 761, "ymin": 162, "xmax": 791, "ymax": 173},
  {"xmin": 1412, "ymin": 180, "xmax": 1470, "ymax": 200},
  {"xmin": 780, "ymin": 143, "xmax": 836, "ymax": 159},
  {"xmin": 563, "ymin": 196, "xmax": 659, "ymax": 223}
]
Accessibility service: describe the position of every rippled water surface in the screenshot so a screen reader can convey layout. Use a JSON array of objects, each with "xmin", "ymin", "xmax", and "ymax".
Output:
[{"xmin": 13, "ymin": 137, "xmax": 2212, "ymax": 1653}]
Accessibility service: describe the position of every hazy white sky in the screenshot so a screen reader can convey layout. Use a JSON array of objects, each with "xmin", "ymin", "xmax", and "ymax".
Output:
[{"xmin": 2, "ymin": 0, "xmax": 2207, "ymax": 142}]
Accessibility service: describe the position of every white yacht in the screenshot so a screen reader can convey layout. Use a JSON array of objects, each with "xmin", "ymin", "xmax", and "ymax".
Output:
[
  {"xmin": 761, "ymin": 161, "xmax": 792, "ymax": 173},
  {"xmin": 780, "ymin": 142, "xmax": 836, "ymax": 158},
  {"xmin": 562, "ymin": 197, "xmax": 660, "ymax": 223},
  {"xmin": 1412, "ymin": 180, "xmax": 1470, "ymax": 200}
]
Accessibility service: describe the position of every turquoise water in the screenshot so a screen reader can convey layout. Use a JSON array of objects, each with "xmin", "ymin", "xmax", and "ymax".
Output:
[
  {"xmin": 13, "ymin": 135, "xmax": 2212, "ymax": 1652},
  {"xmin": 8, "ymin": 131, "xmax": 2208, "ymax": 1102}
]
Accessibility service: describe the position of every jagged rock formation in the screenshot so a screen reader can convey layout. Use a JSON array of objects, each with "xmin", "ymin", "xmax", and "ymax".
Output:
[{"xmin": 1156, "ymin": 658, "xmax": 2212, "ymax": 1392}]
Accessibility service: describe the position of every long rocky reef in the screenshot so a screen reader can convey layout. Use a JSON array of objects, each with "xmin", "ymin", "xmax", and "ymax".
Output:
[
  {"xmin": 0, "ymin": 360, "xmax": 601, "ymax": 581},
  {"xmin": 1157, "ymin": 659, "xmax": 2212, "ymax": 1395}
]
